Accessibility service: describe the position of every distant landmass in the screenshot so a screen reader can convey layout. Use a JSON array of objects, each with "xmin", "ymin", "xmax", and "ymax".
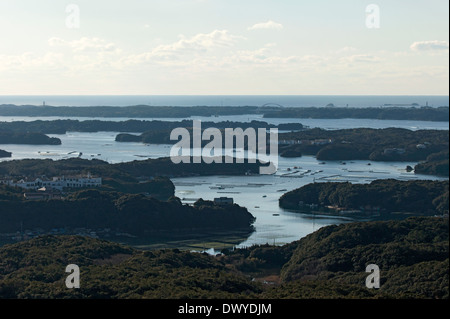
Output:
[
  {"xmin": 0, "ymin": 119, "xmax": 305, "ymax": 135},
  {"xmin": 0, "ymin": 157, "xmax": 263, "ymax": 181},
  {"xmin": 0, "ymin": 104, "xmax": 448, "ymax": 121},
  {"xmin": 0, "ymin": 132, "xmax": 61, "ymax": 145},
  {"xmin": 264, "ymin": 106, "xmax": 449, "ymax": 122}
]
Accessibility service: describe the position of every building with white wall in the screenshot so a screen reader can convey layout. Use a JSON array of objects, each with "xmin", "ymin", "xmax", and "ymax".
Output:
[{"xmin": 0, "ymin": 175, "xmax": 102, "ymax": 191}]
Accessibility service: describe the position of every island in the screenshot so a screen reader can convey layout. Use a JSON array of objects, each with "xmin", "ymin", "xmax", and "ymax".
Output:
[
  {"xmin": 278, "ymin": 128, "xmax": 449, "ymax": 169},
  {"xmin": 414, "ymin": 150, "xmax": 449, "ymax": 177},
  {"xmin": 0, "ymin": 149, "xmax": 11, "ymax": 158},
  {"xmin": 278, "ymin": 179, "xmax": 449, "ymax": 219},
  {"xmin": 0, "ymin": 119, "xmax": 305, "ymax": 135},
  {"xmin": 0, "ymin": 132, "xmax": 61, "ymax": 145},
  {"xmin": 0, "ymin": 157, "xmax": 264, "ymax": 182}
]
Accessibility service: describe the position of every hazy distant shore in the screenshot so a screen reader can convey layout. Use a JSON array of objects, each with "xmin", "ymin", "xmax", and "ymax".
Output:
[{"xmin": 0, "ymin": 104, "xmax": 448, "ymax": 122}]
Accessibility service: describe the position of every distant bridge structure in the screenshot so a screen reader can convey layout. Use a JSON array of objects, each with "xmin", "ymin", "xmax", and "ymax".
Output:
[{"xmin": 259, "ymin": 103, "xmax": 285, "ymax": 108}]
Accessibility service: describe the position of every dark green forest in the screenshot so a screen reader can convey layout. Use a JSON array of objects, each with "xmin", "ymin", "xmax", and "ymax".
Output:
[
  {"xmin": 277, "ymin": 128, "xmax": 449, "ymax": 174},
  {"xmin": 0, "ymin": 187, "xmax": 255, "ymax": 235},
  {"xmin": 0, "ymin": 132, "xmax": 61, "ymax": 145},
  {"xmin": 279, "ymin": 179, "xmax": 449, "ymax": 218},
  {"xmin": 0, "ymin": 217, "xmax": 447, "ymax": 299},
  {"xmin": 0, "ymin": 119, "xmax": 304, "ymax": 135},
  {"xmin": 415, "ymin": 150, "xmax": 450, "ymax": 177}
]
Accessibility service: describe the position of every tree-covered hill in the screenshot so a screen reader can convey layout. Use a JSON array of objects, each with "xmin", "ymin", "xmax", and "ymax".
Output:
[
  {"xmin": 0, "ymin": 119, "xmax": 304, "ymax": 135},
  {"xmin": 278, "ymin": 128, "xmax": 449, "ymax": 164},
  {"xmin": 0, "ymin": 132, "xmax": 61, "ymax": 145},
  {"xmin": 415, "ymin": 150, "xmax": 450, "ymax": 177},
  {"xmin": 0, "ymin": 235, "xmax": 261, "ymax": 299},
  {"xmin": 0, "ymin": 189, "xmax": 256, "ymax": 235},
  {"xmin": 0, "ymin": 217, "xmax": 447, "ymax": 299},
  {"xmin": 279, "ymin": 179, "xmax": 449, "ymax": 218},
  {"xmin": 272, "ymin": 217, "xmax": 448, "ymax": 299}
]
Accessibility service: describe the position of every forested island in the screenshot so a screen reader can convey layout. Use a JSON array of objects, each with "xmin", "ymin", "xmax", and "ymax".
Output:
[
  {"xmin": 278, "ymin": 128, "xmax": 449, "ymax": 176},
  {"xmin": 115, "ymin": 120, "xmax": 304, "ymax": 144},
  {"xmin": 0, "ymin": 150, "xmax": 11, "ymax": 158},
  {"xmin": 279, "ymin": 179, "xmax": 449, "ymax": 219},
  {"xmin": 0, "ymin": 119, "xmax": 305, "ymax": 135},
  {"xmin": 0, "ymin": 104, "xmax": 448, "ymax": 121},
  {"xmin": 414, "ymin": 150, "xmax": 450, "ymax": 177},
  {"xmin": 0, "ymin": 132, "xmax": 61, "ymax": 145},
  {"xmin": 0, "ymin": 216, "xmax": 447, "ymax": 299}
]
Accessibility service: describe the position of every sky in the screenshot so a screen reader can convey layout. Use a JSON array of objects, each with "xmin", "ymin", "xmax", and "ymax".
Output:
[{"xmin": 0, "ymin": 0, "xmax": 448, "ymax": 95}]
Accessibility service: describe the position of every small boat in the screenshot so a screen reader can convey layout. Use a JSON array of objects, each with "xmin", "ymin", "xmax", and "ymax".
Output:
[{"xmin": 272, "ymin": 213, "xmax": 280, "ymax": 216}]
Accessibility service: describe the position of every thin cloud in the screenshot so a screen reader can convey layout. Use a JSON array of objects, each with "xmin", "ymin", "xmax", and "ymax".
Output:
[
  {"xmin": 410, "ymin": 40, "xmax": 449, "ymax": 51},
  {"xmin": 343, "ymin": 54, "xmax": 381, "ymax": 64},
  {"xmin": 48, "ymin": 37, "xmax": 117, "ymax": 53},
  {"xmin": 119, "ymin": 30, "xmax": 244, "ymax": 66},
  {"xmin": 248, "ymin": 20, "xmax": 283, "ymax": 31}
]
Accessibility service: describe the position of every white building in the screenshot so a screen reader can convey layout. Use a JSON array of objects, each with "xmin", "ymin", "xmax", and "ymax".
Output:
[{"xmin": 0, "ymin": 175, "xmax": 102, "ymax": 191}]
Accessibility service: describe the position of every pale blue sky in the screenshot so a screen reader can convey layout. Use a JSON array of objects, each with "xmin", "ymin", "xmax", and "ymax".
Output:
[{"xmin": 0, "ymin": 0, "xmax": 448, "ymax": 95}]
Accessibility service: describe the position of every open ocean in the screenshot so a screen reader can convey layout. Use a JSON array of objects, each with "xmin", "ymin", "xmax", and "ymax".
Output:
[{"xmin": 0, "ymin": 95, "xmax": 448, "ymax": 108}]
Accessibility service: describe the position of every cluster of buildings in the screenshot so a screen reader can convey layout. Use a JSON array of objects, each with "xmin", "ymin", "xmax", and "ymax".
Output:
[
  {"xmin": 279, "ymin": 139, "xmax": 333, "ymax": 146},
  {"xmin": 0, "ymin": 174, "xmax": 102, "ymax": 191},
  {"xmin": 0, "ymin": 174, "xmax": 102, "ymax": 200}
]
